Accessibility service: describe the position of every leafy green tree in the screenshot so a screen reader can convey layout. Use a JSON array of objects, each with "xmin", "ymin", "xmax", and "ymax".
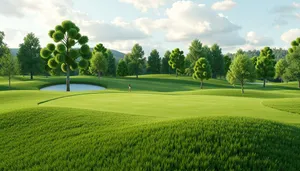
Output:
[
  {"xmin": 129, "ymin": 44, "xmax": 144, "ymax": 78},
  {"xmin": 202, "ymin": 45, "xmax": 213, "ymax": 67},
  {"xmin": 0, "ymin": 54, "xmax": 20, "ymax": 87},
  {"xmin": 211, "ymin": 44, "xmax": 224, "ymax": 78},
  {"xmin": 161, "ymin": 50, "xmax": 174, "ymax": 74},
  {"xmin": 251, "ymin": 56, "xmax": 258, "ymax": 66},
  {"xmin": 106, "ymin": 50, "xmax": 116, "ymax": 77},
  {"xmin": 147, "ymin": 49, "xmax": 161, "ymax": 74},
  {"xmin": 224, "ymin": 55, "xmax": 232, "ymax": 76},
  {"xmin": 184, "ymin": 57, "xmax": 193, "ymax": 76},
  {"xmin": 169, "ymin": 48, "xmax": 185, "ymax": 77},
  {"xmin": 255, "ymin": 47, "xmax": 275, "ymax": 87},
  {"xmin": 17, "ymin": 33, "xmax": 43, "ymax": 79},
  {"xmin": 0, "ymin": 31, "xmax": 10, "ymax": 58},
  {"xmin": 192, "ymin": 58, "xmax": 212, "ymax": 89},
  {"xmin": 275, "ymin": 58, "xmax": 288, "ymax": 82},
  {"xmin": 285, "ymin": 38, "xmax": 300, "ymax": 88},
  {"xmin": 187, "ymin": 39, "xmax": 205, "ymax": 64},
  {"xmin": 90, "ymin": 52, "xmax": 108, "ymax": 79},
  {"xmin": 40, "ymin": 20, "xmax": 91, "ymax": 91},
  {"xmin": 117, "ymin": 59, "xmax": 128, "ymax": 77},
  {"xmin": 226, "ymin": 54, "xmax": 256, "ymax": 94}
]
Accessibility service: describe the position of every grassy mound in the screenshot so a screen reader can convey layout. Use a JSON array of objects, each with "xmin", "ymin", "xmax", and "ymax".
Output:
[
  {"xmin": 1, "ymin": 108, "xmax": 300, "ymax": 170},
  {"xmin": 263, "ymin": 98, "xmax": 300, "ymax": 114}
]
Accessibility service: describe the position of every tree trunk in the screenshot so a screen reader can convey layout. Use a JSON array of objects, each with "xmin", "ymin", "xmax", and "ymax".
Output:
[
  {"xmin": 200, "ymin": 80, "xmax": 203, "ymax": 89},
  {"xmin": 298, "ymin": 80, "xmax": 300, "ymax": 89},
  {"xmin": 98, "ymin": 71, "xmax": 101, "ymax": 79},
  {"xmin": 241, "ymin": 81, "xmax": 244, "ymax": 94},
  {"xmin": 263, "ymin": 79, "xmax": 266, "ymax": 88},
  {"xmin": 66, "ymin": 65, "xmax": 70, "ymax": 92},
  {"xmin": 30, "ymin": 71, "xmax": 33, "ymax": 80}
]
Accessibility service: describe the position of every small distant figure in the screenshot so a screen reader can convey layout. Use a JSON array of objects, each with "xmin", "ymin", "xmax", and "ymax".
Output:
[{"xmin": 128, "ymin": 84, "xmax": 131, "ymax": 92}]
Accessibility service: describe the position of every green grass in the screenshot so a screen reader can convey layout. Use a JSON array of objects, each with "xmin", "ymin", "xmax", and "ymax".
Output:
[{"xmin": 1, "ymin": 74, "xmax": 300, "ymax": 170}]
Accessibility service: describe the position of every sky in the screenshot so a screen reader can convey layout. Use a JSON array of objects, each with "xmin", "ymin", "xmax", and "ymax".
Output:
[{"xmin": 0, "ymin": 0, "xmax": 300, "ymax": 56}]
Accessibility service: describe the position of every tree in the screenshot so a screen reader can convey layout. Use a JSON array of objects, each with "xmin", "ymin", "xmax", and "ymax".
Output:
[
  {"xmin": 106, "ymin": 50, "xmax": 116, "ymax": 77},
  {"xmin": 251, "ymin": 56, "xmax": 258, "ymax": 66},
  {"xmin": 90, "ymin": 52, "xmax": 108, "ymax": 79},
  {"xmin": 0, "ymin": 31, "xmax": 10, "ymax": 58},
  {"xmin": 161, "ymin": 50, "xmax": 174, "ymax": 74},
  {"xmin": 226, "ymin": 54, "xmax": 256, "ymax": 94},
  {"xmin": 192, "ymin": 58, "xmax": 212, "ymax": 89},
  {"xmin": 275, "ymin": 58, "xmax": 288, "ymax": 82},
  {"xmin": 185, "ymin": 40, "xmax": 211, "ymax": 75},
  {"xmin": 285, "ymin": 38, "xmax": 300, "ymax": 88},
  {"xmin": 117, "ymin": 59, "xmax": 128, "ymax": 77},
  {"xmin": 147, "ymin": 49, "xmax": 161, "ymax": 74},
  {"xmin": 211, "ymin": 44, "xmax": 224, "ymax": 78},
  {"xmin": 224, "ymin": 55, "xmax": 231, "ymax": 76},
  {"xmin": 129, "ymin": 44, "xmax": 144, "ymax": 78},
  {"xmin": 255, "ymin": 47, "xmax": 275, "ymax": 88},
  {"xmin": 17, "ymin": 33, "xmax": 43, "ymax": 80},
  {"xmin": 40, "ymin": 20, "xmax": 91, "ymax": 91},
  {"xmin": 187, "ymin": 40, "xmax": 205, "ymax": 64},
  {"xmin": 0, "ymin": 54, "xmax": 20, "ymax": 87},
  {"xmin": 169, "ymin": 48, "xmax": 185, "ymax": 77}
]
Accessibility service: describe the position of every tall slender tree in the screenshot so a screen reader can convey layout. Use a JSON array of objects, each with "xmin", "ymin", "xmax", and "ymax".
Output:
[
  {"xmin": 161, "ymin": 50, "xmax": 173, "ymax": 74},
  {"xmin": 0, "ymin": 31, "xmax": 10, "ymax": 58},
  {"xmin": 0, "ymin": 53, "xmax": 20, "ymax": 87},
  {"xmin": 147, "ymin": 49, "xmax": 161, "ymax": 74},
  {"xmin": 129, "ymin": 44, "xmax": 144, "ymax": 78},
  {"xmin": 169, "ymin": 48, "xmax": 185, "ymax": 77},
  {"xmin": 285, "ymin": 37, "xmax": 300, "ymax": 88},
  {"xmin": 117, "ymin": 59, "xmax": 128, "ymax": 77},
  {"xmin": 224, "ymin": 55, "xmax": 232, "ymax": 76},
  {"xmin": 90, "ymin": 52, "xmax": 108, "ymax": 79},
  {"xmin": 40, "ymin": 20, "xmax": 91, "ymax": 91},
  {"xmin": 192, "ymin": 58, "xmax": 212, "ymax": 89},
  {"xmin": 17, "ymin": 33, "xmax": 43, "ymax": 79},
  {"xmin": 255, "ymin": 47, "xmax": 275, "ymax": 88},
  {"xmin": 226, "ymin": 54, "xmax": 256, "ymax": 94},
  {"xmin": 106, "ymin": 50, "xmax": 116, "ymax": 77},
  {"xmin": 275, "ymin": 58, "xmax": 288, "ymax": 82},
  {"xmin": 211, "ymin": 44, "xmax": 224, "ymax": 78}
]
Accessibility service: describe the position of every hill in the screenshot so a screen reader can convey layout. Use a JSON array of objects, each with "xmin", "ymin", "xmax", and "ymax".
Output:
[
  {"xmin": 9, "ymin": 48, "xmax": 125, "ymax": 61},
  {"xmin": 1, "ymin": 75, "xmax": 300, "ymax": 170}
]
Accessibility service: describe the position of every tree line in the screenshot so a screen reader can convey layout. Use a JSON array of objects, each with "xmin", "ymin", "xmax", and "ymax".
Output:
[{"xmin": 0, "ymin": 20, "xmax": 300, "ymax": 92}]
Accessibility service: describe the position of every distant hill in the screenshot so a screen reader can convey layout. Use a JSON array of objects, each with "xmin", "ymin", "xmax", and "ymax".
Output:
[{"xmin": 10, "ymin": 48, "xmax": 125, "ymax": 61}]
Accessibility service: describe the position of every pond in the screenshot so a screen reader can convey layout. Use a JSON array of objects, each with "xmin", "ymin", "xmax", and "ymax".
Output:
[{"xmin": 40, "ymin": 84, "xmax": 106, "ymax": 92}]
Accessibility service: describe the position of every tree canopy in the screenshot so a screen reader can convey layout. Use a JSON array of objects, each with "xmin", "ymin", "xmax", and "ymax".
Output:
[
  {"xmin": 90, "ymin": 52, "xmax": 108, "ymax": 79},
  {"xmin": 192, "ymin": 58, "xmax": 212, "ymax": 89},
  {"xmin": 147, "ymin": 49, "xmax": 161, "ymax": 74},
  {"xmin": 255, "ymin": 47, "xmax": 275, "ymax": 87},
  {"xmin": 17, "ymin": 33, "xmax": 43, "ymax": 79},
  {"xmin": 117, "ymin": 59, "xmax": 128, "ymax": 77},
  {"xmin": 0, "ymin": 53, "xmax": 20, "ymax": 87},
  {"xmin": 211, "ymin": 44, "xmax": 224, "ymax": 78},
  {"xmin": 129, "ymin": 44, "xmax": 145, "ymax": 78},
  {"xmin": 40, "ymin": 20, "xmax": 91, "ymax": 91},
  {"xmin": 169, "ymin": 48, "xmax": 185, "ymax": 77},
  {"xmin": 226, "ymin": 54, "xmax": 256, "ymax": 94}
]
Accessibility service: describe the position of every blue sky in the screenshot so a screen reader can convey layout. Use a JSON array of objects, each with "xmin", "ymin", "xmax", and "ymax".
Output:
[{"xmin": 0, "ymin": 0, "xmax": 299, "ymax": 56}]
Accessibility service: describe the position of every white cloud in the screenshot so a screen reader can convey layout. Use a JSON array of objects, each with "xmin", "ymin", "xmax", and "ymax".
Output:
[
  {"xmin": 293, "ymin": 2, "xmax": 300, "ymax": 8},
  {"xmin": 211, "ymin": 0, "xmax": 236, "ymax": 11},
  {"xmin": 135, "ymin": 1, "xmax": 244, "ymax": 46},
  {"xmin": 81, "ymin": 19, "xmax": 148, "ymax": 42},
  {"xmin": 0, "ymin": 0, "xmax": 149, "ymax": 48},
  {"xmin": 246, "ymin": 31, "xmax": 273, "ymax": 46},
  {"xmin": 281, "ymin": 29, "xmax": 300, "ymax": 43},
  {"xmin": 119, "ymin": 0, "xmax": 171, "ymax": 12}
]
